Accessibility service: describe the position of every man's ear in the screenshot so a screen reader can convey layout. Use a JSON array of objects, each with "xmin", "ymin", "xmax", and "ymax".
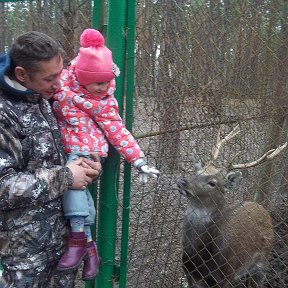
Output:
[{"xmin": 14, "ymin": 66, "xmax": 28, "ymax": 83}]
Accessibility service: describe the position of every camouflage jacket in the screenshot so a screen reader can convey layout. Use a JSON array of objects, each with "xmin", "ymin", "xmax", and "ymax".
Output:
[{"xmin": 0, "ymin": 54, "xmax": 72, "ymax": 271}]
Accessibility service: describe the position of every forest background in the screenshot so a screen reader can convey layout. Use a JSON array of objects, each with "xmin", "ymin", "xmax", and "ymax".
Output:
[{"xmin": 0, "ymin": 1, "xmax": 287, "ymax": 287}]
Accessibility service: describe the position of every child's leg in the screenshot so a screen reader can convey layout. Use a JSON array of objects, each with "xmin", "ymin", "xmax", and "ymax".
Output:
[
  {"xmin": 57, "ymin": 187, "xmax": 90, "ymax": 271},
  {"xmin": 82, "ymin": 225, "xmax": 101, "ymax": 281},
  {"xmin": 82, "ymin": 192, "xmax": 100, "ymax": 280},
  {"xmin": 70, "ymin": 216, "xmax": 85, "ymax": 233},
  {"xmin": 83, "ymin": 190, "xmax": 96, "ymax": 241},
  {"xmin": 57, "ymin": 216, "xmax": 87, "ymax": 271},
  {"xmin": 84, "ymin": 225, "xmax": 93, "ymax": 242},
  {"xmin": 57, "ymin": 152, "xmax": 95, "ymax": 271}
]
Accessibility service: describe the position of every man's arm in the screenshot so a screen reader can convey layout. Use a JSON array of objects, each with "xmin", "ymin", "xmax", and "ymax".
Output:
[{"xmin": 0, "ymin": 112, "xmax": 101, "ymax": 210}]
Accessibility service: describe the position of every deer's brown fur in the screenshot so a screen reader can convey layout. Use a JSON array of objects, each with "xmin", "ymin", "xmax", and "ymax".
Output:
[{"xmin": 178, "ymin": 168, "xmax": 274, "ymax": 288}]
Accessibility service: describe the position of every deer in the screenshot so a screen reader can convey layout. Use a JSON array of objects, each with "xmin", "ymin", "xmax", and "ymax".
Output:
[{"xmin": 177, "ymin": 125, "xmax": 287, "ymax": 288}]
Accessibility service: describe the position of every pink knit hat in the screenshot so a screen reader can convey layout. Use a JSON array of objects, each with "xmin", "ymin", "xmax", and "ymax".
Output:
[{"xmin": 75, "ymin": 28, "xmax": 120, "ymax": 85}]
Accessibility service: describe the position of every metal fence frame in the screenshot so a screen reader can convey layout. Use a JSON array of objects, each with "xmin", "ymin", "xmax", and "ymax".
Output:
[{"xmin": 0, "ymin": 0, "xmax": 136, "ymax": 287}]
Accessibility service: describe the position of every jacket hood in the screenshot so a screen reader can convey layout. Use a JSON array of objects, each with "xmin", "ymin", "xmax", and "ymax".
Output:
[{"xmin": 0, "ymin": 53, "xmax": 34, "ymax": 96}]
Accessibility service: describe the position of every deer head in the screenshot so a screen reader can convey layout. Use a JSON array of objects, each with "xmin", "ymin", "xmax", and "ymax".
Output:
[{"xmin": 178, "ymin": 125, "xmax": 287, "ymax": 202}]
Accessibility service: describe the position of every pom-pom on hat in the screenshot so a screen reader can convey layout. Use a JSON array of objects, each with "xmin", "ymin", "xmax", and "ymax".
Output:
[{"xmin": 75, "ymin": 28, "xmax": 119, "ymax": 86}]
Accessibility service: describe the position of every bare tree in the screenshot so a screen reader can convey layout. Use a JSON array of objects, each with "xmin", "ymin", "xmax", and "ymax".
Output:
[
  {"xmin": 0, "ymin": 2, "xmax": 5, "ymax": 53},
  {"xmin": 157, "ymin": 0, "xmax": 188, "ymax": 171},
  {"xmin": 56, "ymin": 0, "xmax": 92, "ymax": 63},
  {"xmin": 257, "ymin": 0, "xmax": 288, "ymax": 204}
]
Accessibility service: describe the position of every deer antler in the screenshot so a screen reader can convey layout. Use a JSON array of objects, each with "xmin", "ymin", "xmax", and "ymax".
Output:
[
  {"xmin": 211, "ymin": 125, "xmax": 241, "ymax": 161},
  {"xmin": 231, "ymin": 142, "xmax": 287, "ymax": 169}
]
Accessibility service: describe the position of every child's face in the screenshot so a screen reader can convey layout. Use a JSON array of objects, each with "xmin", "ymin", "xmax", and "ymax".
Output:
[{"xmin": 84, "ymin": 81, "xmax": 110, "ymax": 96}]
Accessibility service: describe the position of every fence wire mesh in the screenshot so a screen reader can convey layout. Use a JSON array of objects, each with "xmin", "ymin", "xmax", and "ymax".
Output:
[{"xmin": 0, "ymin": 0, "xmax": 287, "ymax": 287}]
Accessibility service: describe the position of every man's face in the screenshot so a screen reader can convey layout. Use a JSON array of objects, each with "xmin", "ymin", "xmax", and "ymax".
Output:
[{"xmin": 17, "ymin": 54, "xmax": 63, "ymax": 99}]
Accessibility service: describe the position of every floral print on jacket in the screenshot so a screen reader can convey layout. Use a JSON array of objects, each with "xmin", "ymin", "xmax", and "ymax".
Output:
[{"xmin": 52, "ymin": 58, "xmax": 144, "ymax": 163}]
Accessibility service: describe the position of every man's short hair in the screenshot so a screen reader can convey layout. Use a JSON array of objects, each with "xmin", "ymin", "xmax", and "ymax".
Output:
[{"xmin": 9, "ymin": 31, "xmax": 63, "ymax": 75}]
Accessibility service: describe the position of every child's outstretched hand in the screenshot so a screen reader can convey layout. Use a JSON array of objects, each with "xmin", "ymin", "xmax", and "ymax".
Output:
[{"xmin": 133, "ymin": 158, "xmax": 160, "ymax": 183}]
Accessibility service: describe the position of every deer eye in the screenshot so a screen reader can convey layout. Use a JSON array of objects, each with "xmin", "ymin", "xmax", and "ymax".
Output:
[{"xmin": 207, "ymin": 180, "xmax": 217, "ymax": 187}]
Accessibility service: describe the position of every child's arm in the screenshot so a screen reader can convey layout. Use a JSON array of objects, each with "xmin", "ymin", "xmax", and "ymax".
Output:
[
  {"xmin": 73, "ymin": 94, "xmax": 160, "ymax": 182},
  {"xmin": 73, "ymin": 94, "xmax": 142, "ymax": 162},
  {"xmin": 133, "ymin": 158, "xmax": 160, "ymax": 183}
]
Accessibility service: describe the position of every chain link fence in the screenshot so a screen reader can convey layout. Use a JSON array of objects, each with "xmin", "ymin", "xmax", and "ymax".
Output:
[
  {"xmin": 1, "ymin": 0, "xmax": 287, "ymax": 287},
  {"xmin": 128, "ymin": 1, "xmax": 288, "ymax": 287}
]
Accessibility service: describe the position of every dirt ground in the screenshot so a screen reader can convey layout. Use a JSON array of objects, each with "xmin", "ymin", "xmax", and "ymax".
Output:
[{"xmin": 264, "ymin": 204, "xmax": 288, "ymax": 287}]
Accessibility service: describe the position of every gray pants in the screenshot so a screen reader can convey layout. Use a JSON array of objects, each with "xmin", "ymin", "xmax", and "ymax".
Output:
[{"xmin": 63, "ymin": 152, "xmax": 96, "ymax": 225}]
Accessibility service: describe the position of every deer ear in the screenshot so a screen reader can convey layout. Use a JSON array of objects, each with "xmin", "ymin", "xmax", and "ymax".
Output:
[
  {"xmin": 191, "ymin": 149, "xmax": 203, "ymax": 172},
  {"xmin": 226, "ymin": 171, "xmax": 242, "ymax": 190}
]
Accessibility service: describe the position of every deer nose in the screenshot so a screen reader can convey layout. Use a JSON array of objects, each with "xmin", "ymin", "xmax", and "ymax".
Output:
[{"xmin": 177, "ymin": 179, "xmax": 188, "ymax": 189}]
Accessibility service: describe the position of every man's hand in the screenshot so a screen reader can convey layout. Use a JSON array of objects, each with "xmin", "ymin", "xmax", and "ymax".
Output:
[
  {"xmin": 80, "ymin": 155, "xmax": 102, "ymax": 181},
  {"xmin": 66, "ymin": 157, "xmax": 101, "ymax": 190}
]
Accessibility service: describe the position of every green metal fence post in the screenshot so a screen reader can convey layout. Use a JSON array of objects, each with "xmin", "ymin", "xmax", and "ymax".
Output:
[
  {"xmin": 119, "ymin": 0, "xmax": 137, "ymax": 287},
  {"xmin": 95, "ymin": 150, "xmax": 120, "ymax": 288},
  {"xmin": 86, "ymin": 3, "xmax": 108, "ymax": 288},
  {"xmin": 92, "ymin": 0, "xmax": 107, "ymax": 33},
  {"xmin": 94, "ymin": 0, "xmax": 128, "ymax": 287}
]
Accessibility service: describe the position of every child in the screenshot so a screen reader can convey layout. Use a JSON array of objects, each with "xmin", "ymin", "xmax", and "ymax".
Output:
[{"xmin": 52, "ymin": 28, "xmax": 159, "ymax": 280}]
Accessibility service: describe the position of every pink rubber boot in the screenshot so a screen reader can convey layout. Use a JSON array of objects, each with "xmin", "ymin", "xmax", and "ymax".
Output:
[
  {"xmin": 57, "ymin": 232, "xmax": 87, "ymax": 271},
  {"xmin": 82, "ymin": 241, "xmax": 101, "ymax": 280}
]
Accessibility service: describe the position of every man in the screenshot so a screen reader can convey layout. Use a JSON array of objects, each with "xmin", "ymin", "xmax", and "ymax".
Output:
[{"xmin": 0, "ymin": 31, "xmax": 101, "ymax": 287}]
